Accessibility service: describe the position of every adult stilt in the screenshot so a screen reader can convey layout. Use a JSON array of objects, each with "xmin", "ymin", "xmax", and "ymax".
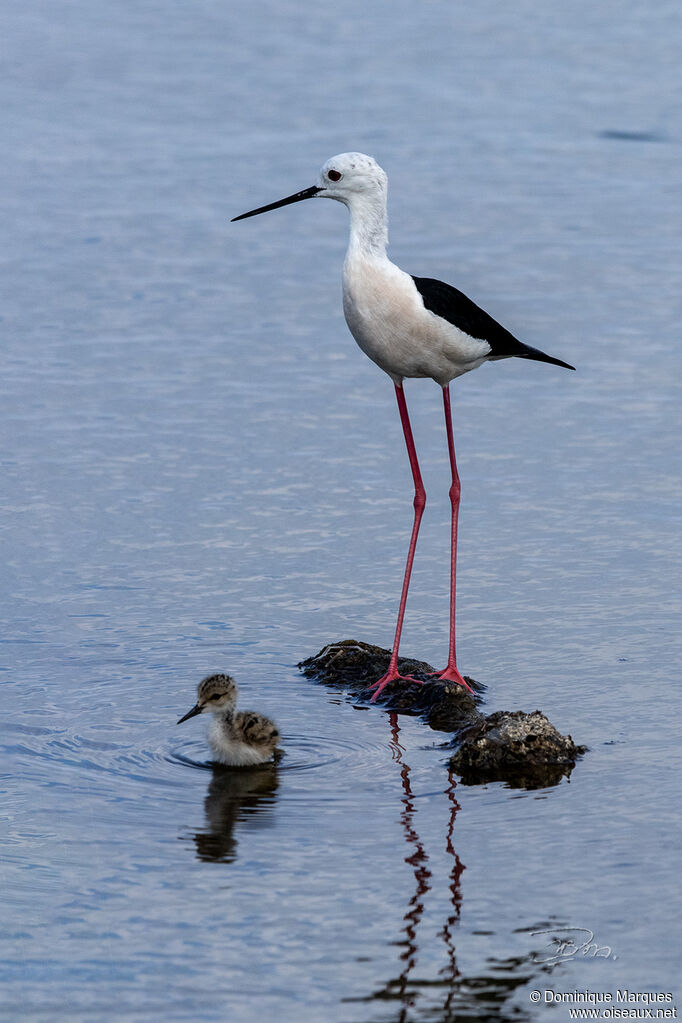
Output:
[{"xmin": 233, "ymin": 152, "xmax": 575, "ymax": 704}]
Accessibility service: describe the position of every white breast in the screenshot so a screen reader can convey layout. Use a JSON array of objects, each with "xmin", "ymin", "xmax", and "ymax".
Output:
[
  {"xmin": 342, "ymin": 255, "xmax": 490, "ymax": 386},
  {"xmin": 208, "ymin": 720, "xmax": 271, "ymax": 767}
]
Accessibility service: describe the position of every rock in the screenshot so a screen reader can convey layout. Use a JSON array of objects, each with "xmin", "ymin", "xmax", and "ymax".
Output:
[
  {"xmin": 299, "ymin": 638, "xmax": 433, "ymax": 690},
  {"xmin": 298, "ymin": 639, "xmax": 485, "ymax": 732},
  {"xmin": 450, "ymin": 710, "xmax": 588, "ymax": 789},
  {"xmin": 299, "ymin": 641, "xmax": 587, "ymax": 788}
]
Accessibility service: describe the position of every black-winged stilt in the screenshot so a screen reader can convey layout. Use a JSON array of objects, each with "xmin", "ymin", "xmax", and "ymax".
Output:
[
  {"xmin": 233, "ymin": 153, "xmax": 574, "ymax": 701},
  {"xmin": 178, "ymin": 675, "xmax": 280, "ymax": 766}
]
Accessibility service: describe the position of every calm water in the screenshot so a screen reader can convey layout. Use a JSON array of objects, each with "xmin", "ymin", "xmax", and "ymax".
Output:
[{"xmin": 2, "ymin": 1, "xmax": 681, "ymax": 1020}]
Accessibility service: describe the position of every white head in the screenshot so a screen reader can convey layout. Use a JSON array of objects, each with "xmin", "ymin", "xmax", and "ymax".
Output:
[
  {"xmin": 316, "ymin": 152, "xmax": 387, "ymax": 206},
  {"xmin": 232, "ymin": 152, "xmax": 388, "ymax": 225}
]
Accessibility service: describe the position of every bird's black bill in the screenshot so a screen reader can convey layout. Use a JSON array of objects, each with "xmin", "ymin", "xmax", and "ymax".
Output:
[
  {"xmin": 232, "ymin": 185, "xmax": 322, "ymax": 222},
  {"xmin": 177, "ymin": 704, "xmax": 202, "ymax": 725}
]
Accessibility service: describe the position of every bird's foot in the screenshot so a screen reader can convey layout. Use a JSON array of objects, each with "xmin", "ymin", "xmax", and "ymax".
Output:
[
  {"xmin": 368, "ymin": 671, "xmax": 425, "ymax": 703},
  {"xmin": 432, "ymin": 664, "xmax": 475, "ymax": 694}
]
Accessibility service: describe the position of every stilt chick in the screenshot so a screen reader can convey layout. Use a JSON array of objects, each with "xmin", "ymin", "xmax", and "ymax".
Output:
[{"xmin": 177, "ymin": 674, "xmax": 280, "ymax": 767}]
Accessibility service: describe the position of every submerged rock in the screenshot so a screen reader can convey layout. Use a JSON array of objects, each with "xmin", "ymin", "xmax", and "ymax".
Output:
[
  {"xmin": 299, "ymin": 639, "xmax": 485, "ymax": 732},
  {"xmin": 300, "ymin": 640, "xmax": 587, "ymax": 787},
  {"xmin": 450, "ymin": 710, "xmax": 587, "ymax": 788}
]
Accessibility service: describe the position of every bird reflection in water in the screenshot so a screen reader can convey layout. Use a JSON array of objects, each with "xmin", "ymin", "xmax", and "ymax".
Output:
[
  {"xmin": 187, "ymin": 764, "xmax": 279, "ymax": 863},
  {"xmin": 439, "ymin": 766, "xmax": 465, "ymax": 1016},
  {"xmin": 354, "ymin": 714, "xmax": 536, "ymax": 1022},
  {"xmin": 374, "ymin": 712, "xmax": 464, "ymax": 1019},
  {"xmin": 388, "ymin": 712, "xmax": 433, "ymax": 1010}
]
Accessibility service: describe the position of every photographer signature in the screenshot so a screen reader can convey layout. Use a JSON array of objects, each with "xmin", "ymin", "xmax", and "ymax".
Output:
[{"xmin": 532, "ymin": 927, "xmax": 616, "ymax": 964}]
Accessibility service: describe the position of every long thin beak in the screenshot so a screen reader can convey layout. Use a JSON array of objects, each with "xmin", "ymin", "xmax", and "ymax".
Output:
[
  {"xmin": 232, "ymin": 185, "xmax": 322, "ymax": 222},
  {"xmin": 177, "ymin": 703, "xmax": 202, "ymax": 725}
]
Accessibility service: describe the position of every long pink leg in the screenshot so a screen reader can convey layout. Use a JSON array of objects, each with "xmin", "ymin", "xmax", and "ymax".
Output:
[
  {"xmin": 370, "ymin": 383, "xmax": 427, "ymax": 701},
  {"xmin": 435, "ymin": 385, "xmax": 473, "ymax": 693}
]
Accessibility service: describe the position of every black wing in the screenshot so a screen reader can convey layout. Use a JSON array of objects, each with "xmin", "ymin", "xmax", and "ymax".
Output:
[{"xmin": 412, "ymin": 276, "xmax": 575, "ymax": 370}]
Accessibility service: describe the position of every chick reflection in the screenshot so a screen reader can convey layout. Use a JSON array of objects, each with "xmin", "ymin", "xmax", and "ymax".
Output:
[{"xmin": 191, "ymin": 764, "xmax": 279, "ymax": 863}]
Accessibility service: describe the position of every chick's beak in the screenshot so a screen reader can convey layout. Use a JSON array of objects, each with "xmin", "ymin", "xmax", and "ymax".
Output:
[{"xmin": 177, "ymin": 703, "xmax": 203, "ymax": 725}]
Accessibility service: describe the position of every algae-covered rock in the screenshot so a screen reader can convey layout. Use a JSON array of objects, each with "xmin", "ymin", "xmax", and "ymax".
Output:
[
  {"xmin": 299, "ymin": 639, "xmax": 433, "ymax": 690},
  {"xmin": 299, "ymin": 639, "xmax": 484, "ymax": 732},
  {"xmin": 299, "ymin": 641, "xmax": 587, "ymax": 787},
  {"xmin": 450, "ymin": 710, "xmax": 587, "ymax": 788}
]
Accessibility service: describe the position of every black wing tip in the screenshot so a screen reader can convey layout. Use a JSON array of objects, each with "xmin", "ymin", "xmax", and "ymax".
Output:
[
  {"xmin": 518, "ymin": 346, "xmax": 576, "ymax": 371},
  {"xmin": 548, "ymin": 362, "xmax": 576, "ymax": 374},
  {"xmin": 411, "ymin": 275, "xmax": 578, "ymax": 370}
]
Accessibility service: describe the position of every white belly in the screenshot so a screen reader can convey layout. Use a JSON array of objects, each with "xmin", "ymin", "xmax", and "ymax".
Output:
[
  {"xmin": 208, "ymin": 720, "xmax": 271, "ymax": 767},
  {"xmin": 342, "ymin": 256, "xmax": 490, "ymax": 386}
]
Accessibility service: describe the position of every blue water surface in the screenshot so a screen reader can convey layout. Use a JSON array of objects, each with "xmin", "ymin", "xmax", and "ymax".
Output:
[{"xmin": 2, "ymin": 1, "xmax": 681, "ymax": 1020}]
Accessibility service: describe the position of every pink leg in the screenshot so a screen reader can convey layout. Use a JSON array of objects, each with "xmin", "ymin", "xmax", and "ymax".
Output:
[
  {"xmin": 435, "ymin": 385, "xmax": 473, "ymax": 693},
  {"xmin": 370, "ymin": 384, "xmax": 427, "ymax": 701}
]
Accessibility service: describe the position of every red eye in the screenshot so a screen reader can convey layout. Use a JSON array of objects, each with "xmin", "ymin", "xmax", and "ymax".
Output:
[{"xmin": 328, "ymin": 169, "xmax": 342, "ymax": 182}]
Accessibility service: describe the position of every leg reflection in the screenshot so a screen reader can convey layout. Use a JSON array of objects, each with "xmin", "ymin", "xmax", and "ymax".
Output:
[
  {"xmin": 385, "ymin": 712, "xmax": 432, "ymax": 1019},
  {"xmin": 353, "ymin": 721, "xmax": 540, "ymax": 1019},
  {"xmin": 439, "ymin": 768, "xmax": 465, "ymax": 1015}
]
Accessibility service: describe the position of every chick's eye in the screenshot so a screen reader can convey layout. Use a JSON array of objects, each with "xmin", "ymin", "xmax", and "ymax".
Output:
[
  {"xmin": 209, "ymin": 693, "xmax": 221, "ymax": 701},
  {"xmin": 328, "ymin": 169, "xmax": 342, "ymax": 182}
]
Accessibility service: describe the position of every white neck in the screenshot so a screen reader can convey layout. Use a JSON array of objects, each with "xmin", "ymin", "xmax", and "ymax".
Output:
[{"xmin": 346, "ymin": 192, "xmax": 389, "ymax": 259}]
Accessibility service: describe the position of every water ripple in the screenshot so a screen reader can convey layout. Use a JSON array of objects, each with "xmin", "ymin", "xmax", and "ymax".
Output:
[{"xmin": 167, "ymin": 730, "xmax": 391, "ymax": 777}]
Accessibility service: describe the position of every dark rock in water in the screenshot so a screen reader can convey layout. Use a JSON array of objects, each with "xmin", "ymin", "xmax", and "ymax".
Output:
[
  {"xmin": 299, "ymin": 641, "xmax": 586, "ymax": 788},
  {"xmin": 450, "ymin": 710, "xmax": 588, "ymax": 789},
  {"xmin": 598, "ymin": 129, "xmax": 666, "ymax": 143},
  {"xmin": 298, "ymin": 639, "xmax": 485, "ymax": 732},
  {"xmin": 299, "ymin": 638, "xmax": 431, "ymax": 689}
]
